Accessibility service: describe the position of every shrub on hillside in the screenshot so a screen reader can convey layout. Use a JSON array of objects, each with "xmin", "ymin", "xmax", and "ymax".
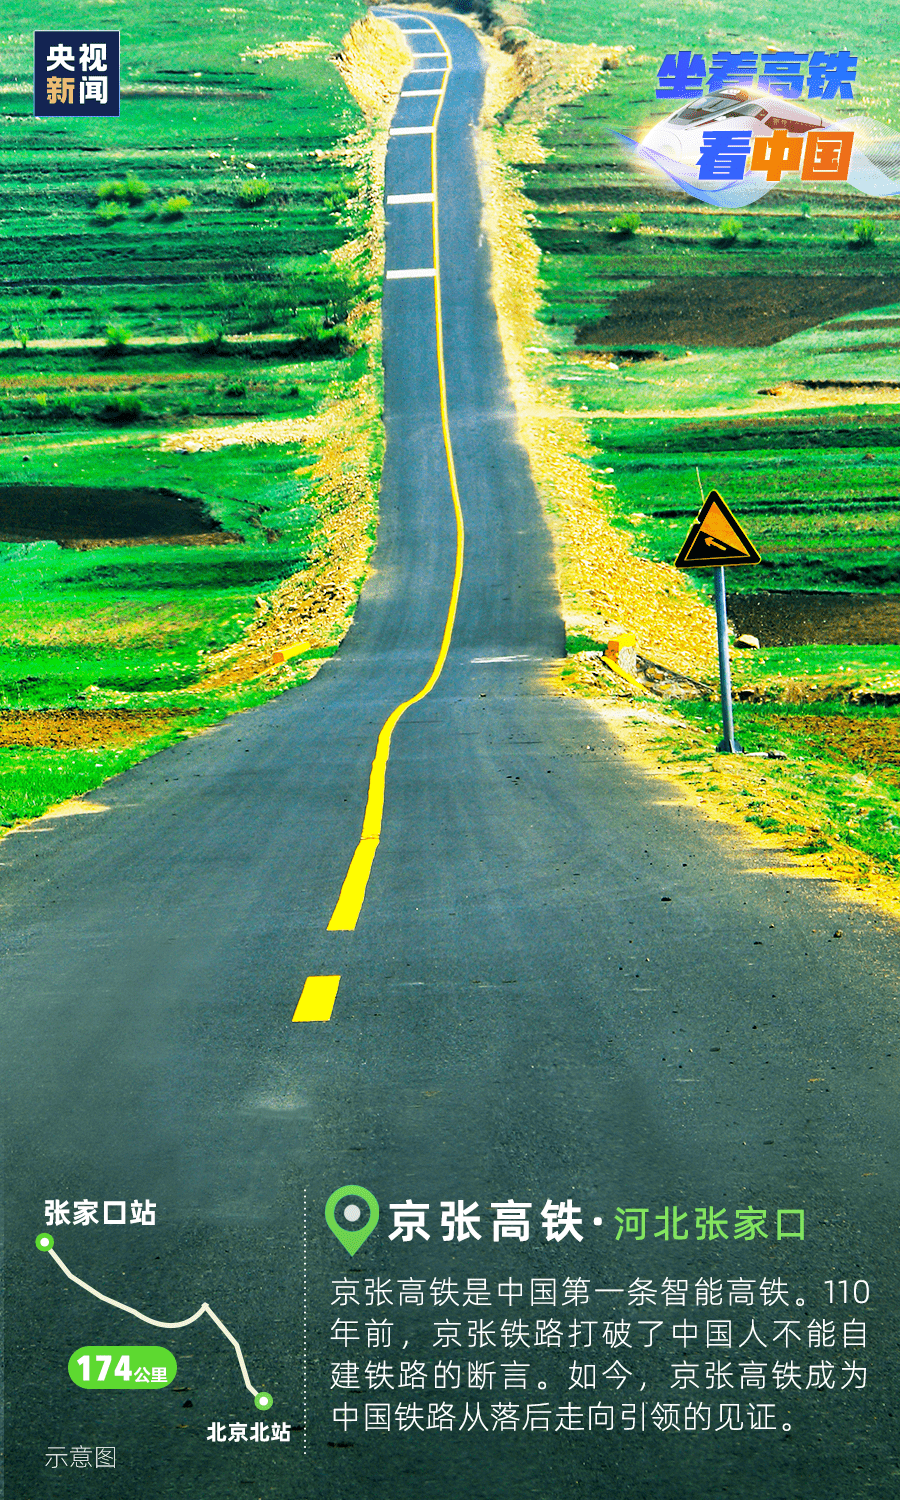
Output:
[
  {"xmin": 237, "ymin": 177, "xmax": 273, "ymax": 206},
  {"xmin": 189, "ymin": 321, "xmax": 223, "ymax": 351},
  {"xmin": 123, "ymin": 171, "xmax": 150, "ymax": 203},
  {"xmin": 98, "ymin": 393, "xmax": 142, "ymax": 424},
  {"xmin": 95, "ymin": 201, "xmax": 127, "ymax": 224},
  {"xmin": 96, "ymin": 173, "xmax": 149, "ymax": 206},
  {"xmin": 849, "ymin": 217, "xmax": 880, "ymax": 247},
  {"xmin": 160, "ymin": 195, "xmax": 191, "ymax": 219}
]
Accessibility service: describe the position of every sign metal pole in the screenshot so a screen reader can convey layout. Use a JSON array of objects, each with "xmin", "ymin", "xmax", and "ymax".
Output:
[{"xmin": 713, "ymin": 564, "xmax": 741, "ymax": 754}]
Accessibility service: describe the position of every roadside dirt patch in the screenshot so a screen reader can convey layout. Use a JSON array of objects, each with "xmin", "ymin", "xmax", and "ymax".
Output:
[
  {"xmin": 837, "ymin": 317, "xmax": 900, "ymax": 331},
  {"xmin": 728, "ymin": 590, "xmax": 900, "ymax": 646},
  {"xmin": 591, "ymin": 701, "xmax": 900, "ymax": 923},
  {"xmin": 576, "ymin": 275, "xmax": 900, "ymax": 350},
  {"xmin": 161, "ymin": 417, "xmax": 325, "ymax": 453},
  {"xmin": 475, "ymin": 54, "xmax": 718, "ymax": 679},
  {"xmin": 759, "ymin": 379, "xmax": 900, "ymax": 395},
  {"xmin": 333, "ymin": 16, "xmax": 411, "ymax": 119},
  {"xmin": 199, "ymin": 386, "xmax": 380, "ymax": 685},
  {"xmin": 0, "ymin": 709, "xmax": 196, "ymax": 748},
  {"xmin": 750, "ymin": 712, "xmax": 900, "ymax": 784},
  {"xmin": 242, "ymin": 41, "xmax": 331, "ymax": 62},
  {"xmin": 0, "ymin": 485, "xmax": 236, "ymax": 548}
]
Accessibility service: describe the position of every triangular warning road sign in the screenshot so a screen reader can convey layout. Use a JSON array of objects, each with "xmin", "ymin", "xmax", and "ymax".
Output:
[{"xmin": 674, "ymin": 490, "xmax": 761, "ymax": 569}]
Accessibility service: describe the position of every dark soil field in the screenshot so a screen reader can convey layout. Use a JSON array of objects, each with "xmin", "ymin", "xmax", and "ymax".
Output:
[
  {"xmin": 0, "ymin": 484, "xmax": 234, "ymax": 546},
  {"xmin": 728, "ymin": 589, "xmax": 900, "ymax": 646},
  {"xmin": 751, "ymin": 711, "xmax": 900, "ymax": 785},
  {"xmin": 576, "ymin": 274, "xmax": 900, "ymax": 349}
]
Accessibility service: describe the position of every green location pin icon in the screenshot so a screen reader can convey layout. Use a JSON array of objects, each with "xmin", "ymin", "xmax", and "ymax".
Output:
[{"xmin": 325, "ymin": 1185, "xmax": 379, "ymax": 1256}]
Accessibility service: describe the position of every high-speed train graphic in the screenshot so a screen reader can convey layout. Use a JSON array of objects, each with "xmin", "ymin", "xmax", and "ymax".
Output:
[{"xmin": 633, "ymin": 85, "xmax": 900, "ymax": 205}]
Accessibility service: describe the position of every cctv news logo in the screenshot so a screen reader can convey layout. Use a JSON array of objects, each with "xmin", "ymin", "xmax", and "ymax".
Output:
[{"xmin": 34, "ymin": 31, "xmax": 120, "ymax": 118}]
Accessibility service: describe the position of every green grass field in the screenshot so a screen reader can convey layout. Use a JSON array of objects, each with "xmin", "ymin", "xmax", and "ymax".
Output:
[
  {"xmin": 1, "ymin": 1, "xmax": 367, "ymax": 347},
  {"xmin": 660, "ymin": 689, "xmax": 900, "ymax": 878},
  {"xmin": 503, "ymin": 0, "xmax": 900, "ymax": 883},
  {"xmin": 586, "ymin": 414, "xmax": 900, "ymax": 592},
  {"xmin": 502, "ymin": 0, "xmax": 900, "ymax": 592},
  {"xmin": 0, "ymin": 0, "xmax": 375, "ymax": 825}
]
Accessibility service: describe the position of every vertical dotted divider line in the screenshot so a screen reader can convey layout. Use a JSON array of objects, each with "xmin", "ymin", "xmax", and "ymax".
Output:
[{"xmin": 303, "ymin": 1186, "xmax": 308, "ymax": 1455}]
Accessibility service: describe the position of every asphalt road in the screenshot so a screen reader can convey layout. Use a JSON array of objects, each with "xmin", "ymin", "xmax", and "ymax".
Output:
[{"xmin": 3, "ymin": 11, "xmax": 899, "ymax": 1498}]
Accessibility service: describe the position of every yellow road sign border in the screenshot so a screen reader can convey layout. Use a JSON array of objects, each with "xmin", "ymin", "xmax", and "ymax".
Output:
[{"xmin": 675, "ymin": 489, "xmax": 761, "ymax": 569}]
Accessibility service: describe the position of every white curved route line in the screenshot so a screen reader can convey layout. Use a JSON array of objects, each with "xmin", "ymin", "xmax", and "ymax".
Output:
[{"xmin": 46, "ymin": 1245, "xmax": 260, "ymax": 1399}]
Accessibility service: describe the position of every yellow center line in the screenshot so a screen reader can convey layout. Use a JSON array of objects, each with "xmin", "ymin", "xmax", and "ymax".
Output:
[
  {"xmin": 325, "ymin": 18, "xmax": 463, "ymax": 935},
  {"xmin": 292, "ymin": 975, "xmax": 341, "ymax": 1023},
  {"xmin": 296, "ymin": 19, "xmax": 460, "ymax": 1015}
]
